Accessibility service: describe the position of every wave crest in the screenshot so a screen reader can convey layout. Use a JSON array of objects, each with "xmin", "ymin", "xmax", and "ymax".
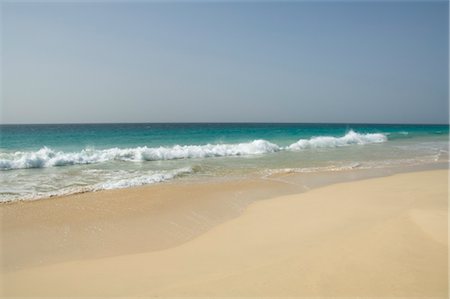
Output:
[
  {"xmin": 287, "ymin": 130, "xmax": 387, "ymax": 150},
  {"xmin": 0, "ymin": 140, "xmax": 280, "ymax": 170},
  {"xmin": 0, "ymin": 131, "xmax": 388, "ymax": 170}
]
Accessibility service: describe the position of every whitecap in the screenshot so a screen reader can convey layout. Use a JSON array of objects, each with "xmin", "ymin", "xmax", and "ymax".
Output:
[
  {"xmin": 287, "ymin": 130, "xmax": 387, "ymax": 150},
  {"xmin": 0, "ymin": 131, "xmax": 388, "ymax": 170}
]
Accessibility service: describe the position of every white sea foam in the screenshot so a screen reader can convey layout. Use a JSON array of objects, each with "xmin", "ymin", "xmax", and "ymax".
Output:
[
  {"xmin": 0, "ymin": 140, "xmax": 280, "ymax": 170},
  {"xmin": 287, "ymin": 130, "xmax": 387, "ymax": 150},
  {"xmin": 266, "ymin": 163, "xmax": 363, "ymax": 175},
  {"xmin": 0, "ymin": 131, "xmax": 387, "ymax": 170},
  {"xmin": 0, "ymin": 167, "xmax": 194, "ymax": 203},
  {"xmin": 93, "ymin": 167, "xmax": 193, "ymax": 190}
]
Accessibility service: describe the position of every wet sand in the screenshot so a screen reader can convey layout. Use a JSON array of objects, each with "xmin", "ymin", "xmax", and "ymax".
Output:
[{"xmin": 1, "ymin": 169, "xmax": 448, "ymax": 297}]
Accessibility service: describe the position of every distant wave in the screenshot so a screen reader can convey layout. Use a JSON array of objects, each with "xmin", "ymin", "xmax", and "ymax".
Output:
[
  {"xmin": 0, "ymin": 131, "xmax": 387, "ymax": 170},
  {"xmin": 287, "ymin": 130, "xmax": 387, "ymax": 150}
]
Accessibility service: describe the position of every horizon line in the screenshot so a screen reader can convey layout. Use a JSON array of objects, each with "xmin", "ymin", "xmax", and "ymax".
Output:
[{"xmin": 0, "ymin": 121, "xmax": 449, "ymax": 126}]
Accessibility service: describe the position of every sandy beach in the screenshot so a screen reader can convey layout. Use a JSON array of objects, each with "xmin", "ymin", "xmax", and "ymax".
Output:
[
  {"xmin": 2, "ymin": 0, "xmax": 448, "ymax": 297},
  {"xmin": 0, "ymin": 169, "xmax": 447, "ymax": 297}
]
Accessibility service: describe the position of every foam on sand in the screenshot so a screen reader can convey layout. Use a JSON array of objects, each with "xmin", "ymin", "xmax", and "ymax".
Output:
[{"xmin": 93, "ymin": 167, "xmax": 194, "ymax": 190}]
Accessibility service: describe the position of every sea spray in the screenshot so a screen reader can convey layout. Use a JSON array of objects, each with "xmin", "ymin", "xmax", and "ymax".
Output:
[
  {"xmin": 0, "ymin": 131, "xmax": 387, "ymax": 170},
  {"xmin": 1, "ymin": 124, "xmax": 448, "ymax": 203},
  {"xmin": 288, "ymin": 130, "xmax": 387, "ymax": 150}
]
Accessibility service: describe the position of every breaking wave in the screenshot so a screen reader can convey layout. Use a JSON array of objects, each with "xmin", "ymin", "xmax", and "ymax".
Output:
[
  {"xmin": 0, "ymin": 131, "xmax": 387, "ymax": 170},
  {"xmin": 287, "ymin": 130, "xmax": 387, "ymax": 150},
  {"xmin": 0, "ymin": 140, "xmax": 280, "ymax": 170}
]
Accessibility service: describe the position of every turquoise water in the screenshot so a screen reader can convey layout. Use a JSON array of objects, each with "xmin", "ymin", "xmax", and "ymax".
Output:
[{"xmin": 0, "ymin": 123, "xmax": 448, "ymax": 202}]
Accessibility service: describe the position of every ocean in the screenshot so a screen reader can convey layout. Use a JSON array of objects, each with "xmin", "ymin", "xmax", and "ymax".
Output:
[{"xmin": 0, "ymin": 123, "xmax": 448, "ymax": 202}]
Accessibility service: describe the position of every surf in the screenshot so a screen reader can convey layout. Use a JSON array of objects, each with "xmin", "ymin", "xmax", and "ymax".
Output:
[{"xmin": 0, "ymin": 131, "xmax": 388, "ymax": 170}]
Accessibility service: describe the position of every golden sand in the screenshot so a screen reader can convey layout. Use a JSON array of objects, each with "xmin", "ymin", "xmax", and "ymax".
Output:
[{"xmin": 1, "ymin": 170, "xmax": 448, "ymax": 297}]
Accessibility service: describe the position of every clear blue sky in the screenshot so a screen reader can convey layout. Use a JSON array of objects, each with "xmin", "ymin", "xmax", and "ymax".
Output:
[{"xmin": 1, "ymin": 1, "xmax": 448, "ymax": 124}]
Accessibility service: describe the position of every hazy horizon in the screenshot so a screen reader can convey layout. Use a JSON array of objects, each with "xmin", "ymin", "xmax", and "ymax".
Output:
[
  {"xmin": 2, "ymin": 1, "xmax": 449, "ymax": 124},
  {"xmin": 0, "ymin": 121, "xmax": 449, "ymax": 126}
]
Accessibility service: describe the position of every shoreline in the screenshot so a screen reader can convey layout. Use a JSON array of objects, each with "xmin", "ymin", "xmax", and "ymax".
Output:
[
  {"xmin": 1, "ymin": 162, "xmax": 448, "ymax": 272},
  {"xmin": 1, "ymin": 168, "xmax": 447, "ymax": 297},
  {"xmin": 2, "ymin": 159, "xmax": 447, "ymax": 205}
]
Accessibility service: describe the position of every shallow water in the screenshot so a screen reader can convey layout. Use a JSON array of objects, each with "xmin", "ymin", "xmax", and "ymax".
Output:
[{"xmin": 1, "ymin": 123, "xmax": 448, "ymax": 202}]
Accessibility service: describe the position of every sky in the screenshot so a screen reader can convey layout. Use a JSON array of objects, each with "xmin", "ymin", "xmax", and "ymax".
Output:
[{"xmin": 1, "ymin": 1, "xmax": 448, "ymax": 124}]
